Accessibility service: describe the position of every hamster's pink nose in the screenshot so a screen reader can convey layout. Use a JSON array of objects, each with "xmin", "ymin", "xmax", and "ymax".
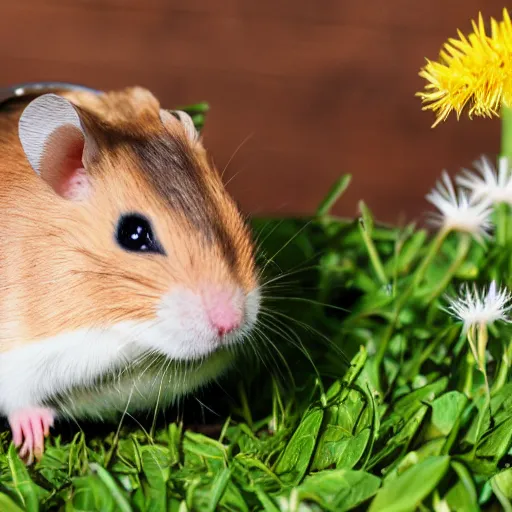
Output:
[{"xmin": 203, "ymin": 289, "xmax": 242, "ymax": 336}]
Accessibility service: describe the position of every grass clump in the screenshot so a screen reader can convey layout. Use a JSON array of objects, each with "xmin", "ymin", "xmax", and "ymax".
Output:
[
  {"xmin": 3, "ymin": 157, "xmax": 512, "ymax": 511},
  {"xmin": 2, "ymin": 104, "xmax": 512, "ymax": 511}
]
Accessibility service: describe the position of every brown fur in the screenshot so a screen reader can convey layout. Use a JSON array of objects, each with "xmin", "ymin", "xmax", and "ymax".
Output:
[{"xmin": 0, "ymin": 87, "xmax": 257, "ymax": 350}]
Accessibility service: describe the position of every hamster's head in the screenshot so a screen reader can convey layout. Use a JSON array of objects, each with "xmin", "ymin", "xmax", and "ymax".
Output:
[{"xmin": 17, "ymin": 88, "xmax": 260, "ymax": 364}]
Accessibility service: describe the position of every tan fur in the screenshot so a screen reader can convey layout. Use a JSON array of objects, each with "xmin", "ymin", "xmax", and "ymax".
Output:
[{"xmin": 0, "ymin": 87, "xmax": 257, "ymax": 351}]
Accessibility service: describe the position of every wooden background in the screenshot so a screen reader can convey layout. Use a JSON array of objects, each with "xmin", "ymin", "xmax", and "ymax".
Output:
[{"xmin": 0, "ymin": 0, "xmax": 506, "ymax": 224}]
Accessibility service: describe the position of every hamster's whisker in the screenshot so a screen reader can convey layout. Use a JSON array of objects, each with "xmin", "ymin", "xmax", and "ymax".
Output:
[
  {"xmin": 57, "ymin": 401, "xmax": 84, "ymax": 434},
  {"xmin": 262, "ymin": 295, "xmax": 349, "ymax": 313},
  {"xmin": 123, "ymin": 411, "xmax": 154, "ymax": 444},
  {"xmin": 262, "ymin": 308, "xmax": 349, "ymax": 364},
  {"xmin": 252, "ymin": 219, "xmax": 287, "ymax": 253},
  {"xmin": 258, "ymin": 313, "xmax": 315, "ymax": 367},
  {"xmin": 257, "ymin": 265, "xmax": 320, "ymax": 290},
  {"xmin": 259, "ymin": 220, "xmax": 314, "ymax": 276},
  {"xmin": 220, "ymin": 132, "xmax": 254, "ymax": 180},
  {"xmin": 107, "ymin": 386, "xmax": 136, "ymax": 466},
  {"xmin": 249, "ymin": 324, "xmax": 294, "ymax": 386},
  {"xmin": 150, "ymin": 358, "xmax": 174, "ymax": 436}
]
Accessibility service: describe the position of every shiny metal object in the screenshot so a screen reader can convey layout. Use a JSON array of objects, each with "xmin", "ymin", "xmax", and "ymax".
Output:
[{"xmin": 0, "ymin": 82, "xmax": 102, "ymax": 110}]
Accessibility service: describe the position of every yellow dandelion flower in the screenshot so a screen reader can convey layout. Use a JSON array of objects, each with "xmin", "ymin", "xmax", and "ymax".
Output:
[{"xmin": 418, "ymin": 8, "xmax": 512, "ymax": 127}]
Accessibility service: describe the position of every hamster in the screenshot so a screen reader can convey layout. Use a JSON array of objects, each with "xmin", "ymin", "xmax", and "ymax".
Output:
[{"xmin": 0, "ymin": 84, "xmax": 260, "ymax": 464}]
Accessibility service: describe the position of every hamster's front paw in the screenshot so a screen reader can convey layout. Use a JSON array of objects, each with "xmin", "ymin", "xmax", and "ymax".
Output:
[{"xmin": 8, "ymin": 407, "xmax": 55, "ymax": 465}]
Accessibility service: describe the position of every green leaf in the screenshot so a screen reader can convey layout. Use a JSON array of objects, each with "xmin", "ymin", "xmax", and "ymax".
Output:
[
  {"xmin": 391, "ymin": 230, "xmax": 428, "ymax": 274},
  {"xmin": 368, "ymin": 456, "xmax": 450, "ymax": 512},
  {"xmin": 394, "ymin": 378, "xmax": 448, "ymax": 416},
  {"xmin": 324, "ymin": 429, "xmax": 369, "ymax": 471},
  {"xmin": 140, "ymin": 445, "xmax": 171, "ymax": 512},
  {"xmin": 7, "ymin": 444, "xmax": 40, "ymax": 512},
  {"xmin": 359, "ymin": 201, "xmax": 375, "ymax": 236},
  {"xmin": 183, "ymin": 432, "xmax": 227, "ymax": 472},
  {"xmin": 207, "ymin": 468, "xmax": 231, "ymax": 512},
  {"xmin": 444, "ymin": 461, "xmax": 479, "ymax": 512},
  {"xmin": 0, "ymin": 493, "xmax": 24, "ymax": 512},
  {"xmin": 274, "ymin": 407, "xmax": 324, "ymax": 485},
  {"xmin": 89, "ymin": 463, "xmax": 132, "ymax": 512},
  {"xmin": 255, "ymin": 488, "xmax": 281, "ymax": 512},
  {"xmin": 316, "ymin": 175, "xmax": 352, "ymax": 216},
  {"xmin": 72, "ymin": 475, "xmax": 117, "ymax": 512},
  {"xmin": 312, "ymin": 389, "xmax": 370, "ymax": 471},
  {"xmin": 429, "ymin": 391, "xmax": 468, "ymax": 436},
  {"xmin": 492, "ymin": 468, "xmax": 512, "ymax": 511},
  {"xmin": 168, "ymin": 423, "xmax": 182, "ymax": 467},
  {"xmin": 295, "ymin": 469, "xmax": 381, "ymax": 512},
  {"xmin": 476, "ymin": 414, "xmax": 512, "ymax": 461}
]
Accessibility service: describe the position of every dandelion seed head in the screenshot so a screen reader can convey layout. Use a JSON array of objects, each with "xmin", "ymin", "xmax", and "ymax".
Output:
[
  {"xmin": 444, "ymin": 280, "xmax": 512, "ymax": 331},
  {"xmin": 456, "ymin": 156, "xmax": 512, "ymax": 204},
  {"xmin": 426, "ymin": 171, "xmax": 493, "ymax": 242}
]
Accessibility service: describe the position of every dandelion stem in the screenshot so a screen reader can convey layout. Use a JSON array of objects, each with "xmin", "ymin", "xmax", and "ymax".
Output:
[
  {"xmin": 501, "ymin": 104, "xmax": 512, "ymax": 162},
  {"xmin": 496, "ymin": 203, "xmax": 508, "ymax": 246},
  {"xmin": 462, "ymin": 350, "xmax": 474, "ymax": 398},
  {"xmin": 477, "ymin": 322, "xmax": 488, "ymax": 371},
  {"xmin": 423, "ymin": 233, "xmax": 471, "ymax": 303},
  {"xmin": 491, "ymin": 339, "xmax": 512, "ymax": 395},
  {"xmin": 497, "ymin": 104, "xmax": 512, "ymax": 245},
  {"xmin": 467, "ymin": 325, "xmax": 479, "ymax": 367}
]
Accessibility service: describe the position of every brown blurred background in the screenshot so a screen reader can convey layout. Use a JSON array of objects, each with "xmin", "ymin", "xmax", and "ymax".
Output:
[{"xmin": 0, "ymin": 0, "xmax": 505, "ymax": 224}]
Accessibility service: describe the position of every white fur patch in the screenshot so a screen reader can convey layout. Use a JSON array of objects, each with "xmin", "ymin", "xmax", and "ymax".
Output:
[{"xmin": 0, "ymin": 287, "xmax": 260, "ymax": 421}]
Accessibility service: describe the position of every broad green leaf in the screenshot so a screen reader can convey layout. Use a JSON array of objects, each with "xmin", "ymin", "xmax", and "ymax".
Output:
[
  {"xmin": 393, "ymin": 378, "xmax": 448, "ymax": 417},
  {"xmin": 368, "ymin": 456, "xmax": 450, "ymax": 512},
  {"xmin": 190, "ymin": 479, "xmax": 248, "ymax": 512},
  {"xmin": 182, "ymin": 432, "xmax": 227, "ymax": 472},
  {"xmin": 72, "ymin": 475, "xmax": 117, "ymax": 512},
  {"xmin": 426, "ymin": 391, "xmax": 468, "ymax": 437},
  {"xmin": 7, "ymin": 444, "xmax": 40, "ymax": 512},
  {"xmin": 444, "ymin": 461, "xmax": 479, "ymax": 512},
  {"xmin": 295, "ymin": 469, "xmax": 380, "ymax": 512},
  {"xmin": 168, "ymin": 423, "xmax": 182, "ymax": 466},
  {"xmin": 219, "ymin": 482, "xmax": 249, "ymax": 512},
  {"xmin": 476, "ymin": 414, "xmax": 512, "ymax": 461},
  {"xmin": 368, "ymin": 406, "xmax": 428, "ymax": 469},
  {"xmin": 207, "ymin": 468, "xmax": 231, "ymax": 512},
  {"xmin": 492, "ymin": 468, "xmax": 512, "ymax": 512},
  {"xmin": 312, "ymin": 425, "xmax": 370, "ymax": 471},
  {"xmin": 0, "ymin": 493, "xmax": 24, "ymax": 512},
  {"xmin": 275, "ymin": 407, "xmax": 324, "ymax": 485},
  {"xmin": 254, "ymin": 488, "xmax": 281, "ymax": 512},
  {"xmin": 89, "ymin": 464, "xmax": 132, "ymax": 512},
  {"xmin": 140, "ymin": 445, "xmax": 171, "ymax": 512}
]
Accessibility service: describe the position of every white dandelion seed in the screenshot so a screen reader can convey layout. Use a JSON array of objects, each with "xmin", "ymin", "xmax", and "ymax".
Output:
[
  {"xmin": 426, "ymin": 171, "xmax": 493, "ymax": 242},
  {"xmin": 456, "ymin": 156, "xmax": 512, "ymax": 204},
  {"xmin": 444, "ymin": 280, "xmax": 512, "ymax": 332}
]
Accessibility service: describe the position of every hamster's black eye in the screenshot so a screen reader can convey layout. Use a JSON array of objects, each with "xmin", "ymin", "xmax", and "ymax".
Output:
[{"xmin": 116, "ymin": 214, "xmax": 164, "ymax": 255}]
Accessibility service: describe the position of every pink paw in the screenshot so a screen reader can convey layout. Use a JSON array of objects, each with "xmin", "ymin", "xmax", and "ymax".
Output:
[{"xmin": 8, "ymin": 407, "xmax": 54, "ymax": 465}]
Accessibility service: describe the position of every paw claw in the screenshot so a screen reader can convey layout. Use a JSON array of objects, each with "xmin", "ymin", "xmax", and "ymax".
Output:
[{"xmin": 8, "ymin": 407, "xmax": 55, "ymax": 464}]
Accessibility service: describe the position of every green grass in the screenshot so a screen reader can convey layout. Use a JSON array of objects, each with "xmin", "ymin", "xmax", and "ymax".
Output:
[{"xmin": 2, "ymin": 107, "xmax": 512, "ymax": 511}]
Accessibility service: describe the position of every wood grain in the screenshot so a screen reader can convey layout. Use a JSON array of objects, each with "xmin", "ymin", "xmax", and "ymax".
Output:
[{"xmin": 0, "ymin": 0, "xmax": 505, "ymax": 223}]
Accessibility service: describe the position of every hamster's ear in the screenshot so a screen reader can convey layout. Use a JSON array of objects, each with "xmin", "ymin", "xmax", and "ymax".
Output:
[
  {"xmin": 160, "ymin": 109, "xmax": 198, "ymax": 143},
  {"xmin": 18, "ymin": 93, "xmax": 97, "ymax": 201}
]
